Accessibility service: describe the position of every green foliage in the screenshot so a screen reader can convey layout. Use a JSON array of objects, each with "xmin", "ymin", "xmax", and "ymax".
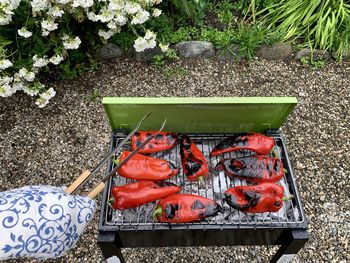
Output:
[
  {"xmin": 161, "ymin": 65, "xmax": 188, "ymax": 80},
  {"xmin": 153, "ymin": 48, "xmax": 179, "ymax": 68},
  {"xmin": 88, "ymin": 89, "xmax": 101, "ymax": 102},
  {"xmin": 262, "ymin": 0, "xmax": 350, "ymax": 59},
  {"xmin": 167, "ymin": 0, "xmax": 207, "ymax": 27},
  {"xmin": 300, "ymin": 57, "xmax": 326, "ymax": 70},
  {"xmin": 199, "ymin": 28, "xmax": 234, "ymax": 49},
  {"xmin": 233, "ymin": 23, "xmax": 282, "ymax": 61},
  {"xmin": 110, "ymin": 31, "xmax": 135, "ymax": 52}
]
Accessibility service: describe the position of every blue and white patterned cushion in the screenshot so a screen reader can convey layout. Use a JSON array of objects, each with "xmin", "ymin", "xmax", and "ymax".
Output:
[{"xmin": 0, "ymin": 185, "xmax": 96, "ymax": 260}]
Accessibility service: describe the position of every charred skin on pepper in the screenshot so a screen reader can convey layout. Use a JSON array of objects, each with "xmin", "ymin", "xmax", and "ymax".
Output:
[
  {"xmin": 132, "ymin": 131, "xmax": 178, "ymax": 154},
  {"xmin": 117, "ymin": 151, "xmax": 179, "ymax": 181},
  {"xmin": 110, "ymin": 181, "xmax": 181, "ymax": 210},
  {"xmin": 179, "ymin": 135, "xmax": 209, "ymax": 182},
  {"xmin": 210, "ymin": 133, "xmax": 275, "ymax": 156},
  {"xmin": 216, "ymin": 155, "xmax": 284, "ymax": 182},
  {"xmin": 224, "ymin": 183, "xmax": 290, "ymax": 213},
  {"xmin": 153, "ymin": 194, "xmax": 222, "ymax": 223}
]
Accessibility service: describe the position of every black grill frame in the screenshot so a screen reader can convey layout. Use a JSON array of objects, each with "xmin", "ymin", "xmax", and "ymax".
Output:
[{"xmin": 97, "ymin": 130, "xmax": 309, "ymax": 263}]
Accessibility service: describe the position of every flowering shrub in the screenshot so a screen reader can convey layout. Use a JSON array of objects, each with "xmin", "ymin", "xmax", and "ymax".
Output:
[{"xmin": 0, "ymin": 0, "xmax": 164, "ymax": 107}]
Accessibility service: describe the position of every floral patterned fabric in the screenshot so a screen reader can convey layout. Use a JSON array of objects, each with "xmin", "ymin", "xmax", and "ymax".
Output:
[{"xmin": 0, "ymin": 185, "xmax": 96, "ymax": 260}]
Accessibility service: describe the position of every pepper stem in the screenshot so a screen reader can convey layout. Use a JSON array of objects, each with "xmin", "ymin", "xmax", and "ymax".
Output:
[
  {"xmin": 112, "ymin": 157, "xmax": 120, "ymax": 165},
  {"xmin": 198, "ymin": 176, "xmax": 205, "ymax": 188},
  {"xmin": 153, "ymin": 206, "xmax": 162, "ymax": 221},
  {"xmin": 107, "ymin": 197, "xmax": 115, "ymax": 207},
  {"xmin": 283, "ymin": 168, "xmax": 288, "ymax": 174},
  {"xmin": 282, "ymin": 195, "xmax": 295, "ymax": 201}
]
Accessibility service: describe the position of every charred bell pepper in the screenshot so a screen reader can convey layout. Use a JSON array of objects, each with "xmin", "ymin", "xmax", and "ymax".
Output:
[
  {"xmin": 153, "ymin": 194, "xmax": 222, "ymax": 223},
  {"xmin": 179, "ymin": 135, "xmax": 208, "ymax": 182},
  {"xmin": 110, "ymin": 181, "xmax": 181, "ymax": 210},
  {"xmin": 216, "ymin": 155, "xmax": 284, "ymax": 182},
  {"xmin": 225, "ymin": 183, "xmax": 293, "ymax": 213},
  {"xmin": 210, "ymin": 133, "xmax": 275, "ymax": 157},
  {"xmin": 117, "ymin": 151, "xmax": 178, "ymax": 181},
  {"xmin": 132, "ymin": 131, "xmax": 178, "ymax": 154}
]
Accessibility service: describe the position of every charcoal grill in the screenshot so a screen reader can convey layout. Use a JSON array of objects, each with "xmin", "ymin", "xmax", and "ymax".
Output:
[{"xmin": 97, "ymin": 97, "xmax": 309, "ymax": 263}]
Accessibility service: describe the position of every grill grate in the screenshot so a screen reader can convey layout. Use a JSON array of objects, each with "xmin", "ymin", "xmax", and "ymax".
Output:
[{"xmin": 103, "ymin": 133, "xmax": 306, "ymax": 231}]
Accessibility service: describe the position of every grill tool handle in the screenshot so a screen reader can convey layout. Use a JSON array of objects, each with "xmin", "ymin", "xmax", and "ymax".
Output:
[
  {"xmin": 87, "ymin": 182, "xmax": 105, "ymax": 199},
  {"xmin": 65, "ymin": 170, "xmax": 91, "ymax": 194}
]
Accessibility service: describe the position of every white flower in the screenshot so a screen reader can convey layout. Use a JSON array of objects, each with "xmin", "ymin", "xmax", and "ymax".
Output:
[
  {"xmin": 49, "ymin": 54, "xmax": 64, "ymax": 65},
  {"xmin": 133, "ymin": 31, "xmax": 157, "ymax": 52},
  {"xmin": 48, "ymin": 6, "xmax": 64, "ymax": 17},
  {"xmin": 108, "ymin": 0, "xmax": 124, "ymax": 10},
  {"xmin": 153, "ymin": 8, "xmax": 161, "ymax": 17},
  {"xmin": 0, "ymin": 83, "xmax": 14, "ymax": 97},
  {"xmin": 12, "ymin": 80, "xmax": 25, "ymax": 91},
  {"xmin": 56, "ymin": 0, "xmax": 71, "ymax": 4},
  {"xmin": 61, "ymin": 34, "xmax": 69, "ymax": 41},
  {"xmin": 97, "ymin": 8, "xmax": 114, "ymax": 22},
  {"xmin": 62, "ymin": 35, "xmax": 81, "ymax": 50},
  {"xmin": 0, "ymin": 76, "xmax": 13, "ymax": 85},
  {"xmin": 18, "ymin": 27, "xmax": 33, "ymax": 38},
  {"xmin": 159, "ymin": 43, "xmax": 169, "ymax": 52},
  {"xmin": 124, "ymin": 2, "xmax": 141, "ymax": 14},
  {"xmin": 19, "ymin": 68, "xmax": 36, "ymax": 82},
  {"xmin": 35, "ymin": 97, "xmax": 49, "ymax": 108},
  {"xmin": 87, "ymin": 12, "xmax": 99, "ymax": 22},
  {"xmin": 153, "ymin": 0, "xmax": 162, "ymax": 4},
  {"xmin": 144, "ymin": 30, "xmax": 156, "ymax": 40},
  {"xmin": 72, "ymin": 0, "xmax": 94, "ymax": 8},
  {"xmin": 0, "ymin": 59, "xmax": 13, "ymax": 70},
  {"xmin": 31, "ymin": 0, "xmax": 48, "ymax": 12},
  {"xmin": 0, "ymin": 14, "xmax": 12, "ymax": 25},
  {"xmin": 98, "ymin": 29, "xmax": 115, "ymax": 40},
  {"xmin": 41, "ymin": 19, "xmax": 58, "ymax": 32},
  {"xmin": 40, "ymin": 87, "xmax": 56, "ymax": 100},
  {"xmin": 33, "ymin": 55, "xmax": 49, "ymax": 68},
  {"xmin": 114, "ymin": 14, "xmax": 127, "ymax": 26},
  {"xmin": 24, "ymin": 82, "xmax": 44, "ymax": 96},
  {"xmin": 131, "ymin": 10, "xmax": 150, "ymax": 25},
  {"xmin": 133, "ymin": 37, "xmax": 148, "ymax": 52}
]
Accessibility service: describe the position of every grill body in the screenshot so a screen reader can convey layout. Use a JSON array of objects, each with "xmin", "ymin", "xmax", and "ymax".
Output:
[{"xmin": 98, "ymin": 130, "xmax": 308, "ymax": 263}]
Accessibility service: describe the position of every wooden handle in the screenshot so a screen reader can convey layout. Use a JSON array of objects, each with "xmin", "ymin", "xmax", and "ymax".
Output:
[
  {"xmin": 65, "ymin": 170, "xmax": 91, "ymax": 194},
  {"xmin": 87, "ymin": 182, "xmax": 105, "ymax": 199}
]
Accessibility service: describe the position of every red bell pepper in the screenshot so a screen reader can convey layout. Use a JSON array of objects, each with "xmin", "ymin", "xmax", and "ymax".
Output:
[
  {"xmin": 132, "ymin": 131, "xmax": 178, "ymax": 154},
  {"xmin": 180, "ymin": 135, "xmax": 208, "ymax": 182},
  {"xmin": 153, "ymin": 194, "xmax": 222, "ymax": 223},
  {"xmin": 110, "ymin": 181, "xmax": 182, "ymax": 210},
  {"xmin": 216, "ymin": 155, "xmax": 284, "ymax": 182},
  {"xmin": 210, "ymin": 133, "xmax": 275, "ymax": 156},
  {"xmin": 225, "ymin": 183, "xmax": 293, "ymax": 213},
  {"xmin": 117, "ymin": 151, "xmax": 178, "ymax": 181}
]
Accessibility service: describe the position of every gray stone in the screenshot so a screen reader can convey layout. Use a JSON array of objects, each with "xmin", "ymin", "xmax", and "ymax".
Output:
[
  {"xmin": 256, "ymin": 42, "xmax": 293, "ymax": 60},
  {"xmin": 174, "ymin": 41, "xmax": 215, "ymax": 58},
  {"xmin": 216, "ymin": 45, "xmax": 240, "ymax": 60},
  {"xmin": 134, "ymin": 46, "xmax": 162, "ymax": 62},
  {"xmin": 95, "ymin": 44, "xmax": 124, "ymax": 60},
  {"xmin": 295, "ymin": 48, "xmax": 331, "ymax": 60},
  {"xmin": 331, "ymin": 49, "xmax": 350, "ymax": 60}
]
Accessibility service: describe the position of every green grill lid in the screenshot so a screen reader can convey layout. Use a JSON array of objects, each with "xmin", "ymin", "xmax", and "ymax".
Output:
[{"xmin": 102, "ymin": 97, "xmax": 297, "ymax": 133}]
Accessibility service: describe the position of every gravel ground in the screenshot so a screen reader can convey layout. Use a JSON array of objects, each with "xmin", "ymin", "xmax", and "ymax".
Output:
[{"xmin": 0, "ymin": 58, "xmax": 349, "ymax": 263}]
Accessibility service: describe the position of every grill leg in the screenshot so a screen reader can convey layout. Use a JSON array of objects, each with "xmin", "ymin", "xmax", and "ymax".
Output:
[
  {"xmin": 270, "ymin": 230, "xmax": 309, "ymax": 263},
  {"xmin": 98, "ymin": 232, "xmax": 126, "ymax": 263}
]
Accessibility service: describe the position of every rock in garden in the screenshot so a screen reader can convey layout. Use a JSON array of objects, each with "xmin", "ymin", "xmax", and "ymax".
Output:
[
  {"xmin": 216, "ymin": 45, "xmax": 240, "ymax": 60},
  {"xmin": 295, "ymin": 48, "xmax": 331, "ymax": 60},
  {"xmin": 331, "ymin": 49, "xmax": 350, "ymax": 60},
  {"xmin": 256, "ymin": 42, "xmax": 293, "ymax": 60},
  {"xmin": 174, "ymin": 41, "xmax": 215, "ymax": 58},
  {"xmin": 95, "ymin": 44, "xmax": 124, "ymax": 60},
  {"xmin": 134, "ymin": 46, "xmax": 162, "ymax": 62}
]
